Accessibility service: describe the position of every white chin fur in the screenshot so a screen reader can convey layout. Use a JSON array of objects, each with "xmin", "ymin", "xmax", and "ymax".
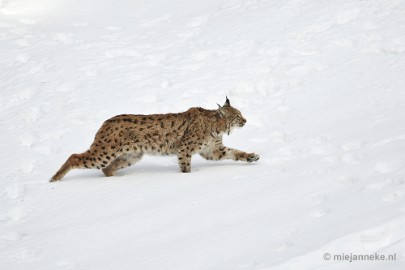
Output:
[{"xmin": 227, "ymin": 126, "xmax": 241, "ymax": 135}]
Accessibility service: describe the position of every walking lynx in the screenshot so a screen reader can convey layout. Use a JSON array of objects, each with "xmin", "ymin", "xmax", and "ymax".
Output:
[{"xmin": 51, "ymin": 97, "xmax": 259, "ymax": 181}]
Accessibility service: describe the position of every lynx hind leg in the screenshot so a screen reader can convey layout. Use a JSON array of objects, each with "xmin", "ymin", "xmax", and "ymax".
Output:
[
  {"xmin": 51, "ymin": 151, "xmax": 96, "ymax": 182},
  {"xmin": 102, "ymin": 152, "xmax": 143, "ymax": 177},
  {"xmin": 50, "ymin": 148, "xmax": 116, "ymax": 182}
]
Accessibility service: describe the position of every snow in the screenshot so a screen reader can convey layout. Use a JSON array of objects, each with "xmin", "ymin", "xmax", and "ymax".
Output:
[{"xmin": 1, "ymin": 0, "xmax": 405, "ymax": 269}]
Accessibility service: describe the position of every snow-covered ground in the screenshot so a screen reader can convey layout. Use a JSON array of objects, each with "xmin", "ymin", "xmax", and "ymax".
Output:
[{"xmin": 1, "ymin": 0, "xmax": 405, "ymax": 269}]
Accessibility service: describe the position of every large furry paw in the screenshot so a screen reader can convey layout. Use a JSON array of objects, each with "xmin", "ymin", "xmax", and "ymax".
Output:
[
  {"xmin": 50, "ymin": 174, "xmax": 62, "ymax": 182},
  {"xmin": 247, "ymin": 153, "xmax": 260, "ymax": 163},
  {"xmin": 49, "ymin": 177, "xmax": 60, "ymax": 183},
  {"xmin": 102, "ymin": 168, "xmax": 115, "ymax": 177}
]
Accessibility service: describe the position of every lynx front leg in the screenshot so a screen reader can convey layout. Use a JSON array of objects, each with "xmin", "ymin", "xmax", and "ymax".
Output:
[
  {"xmin": 200, "ymin": 146, "xmax": 259, "ymax": 162},
  {"xmin": 177, "ymin": 141, "xmax": 201, "ymax": 173},
  {"xmin": 177, "ymin": 148, "xmax": 192, "ymax": 173}
]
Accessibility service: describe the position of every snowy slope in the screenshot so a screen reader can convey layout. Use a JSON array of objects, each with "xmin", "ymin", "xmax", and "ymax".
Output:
[{"xmin": 1, "ymin": 0, "xmax": 405, "ymax": 269}]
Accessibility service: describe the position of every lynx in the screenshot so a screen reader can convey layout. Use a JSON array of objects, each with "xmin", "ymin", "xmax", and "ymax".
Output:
[{"xmin": 50, "ymin": 97, "xmax": 259, "ymax": 182}]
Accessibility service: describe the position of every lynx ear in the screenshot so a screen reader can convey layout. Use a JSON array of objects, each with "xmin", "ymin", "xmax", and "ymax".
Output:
[
  {"xmin": 217, "ymin": 103, "xmax": 226, "ymax": 117},
  {"xmin": 224, "ymin": 96, "xmax": 230, "ymax": 107}
]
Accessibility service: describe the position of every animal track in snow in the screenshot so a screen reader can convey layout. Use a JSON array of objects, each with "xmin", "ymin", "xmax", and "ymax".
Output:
[
  {"xmin": 19, "ymin": 133, "xmax": 35, "ymax": 147},
  {"xmin": 310, "ymin": 207, "xmax": 330, "ymax": 218},
  {"xmin": 341, "ymin": 153, "xmax": 363, "ymax": 164},
  {"xmin": 6, "ymin": 87, "xmax": 36, "ymax": 108},
  {"xmin": 365, "ymin": 179, "xmax": 402, "ymax": 190},
  {"xmin": 374, "ymin": 160, "xmax": 402, "ymax": 174},
  {"xmin": 335, "ymin": 8, "xmax": 361, "ymax": 24},
  {"xmin": 276, "ymin": 241, "xmax": 294, "ymax": 251},
  {"xmin": 310, "ymin": 145, "xmax": 334, "ymax": 156},
  {"xmin": 56, "ymin": 260, "xmax": 76, "ymax": 268},
  {"xmin": 14, "ymin": 38, "xmax": 31, "ymax": 47},
  {"xmin": 341, "ymin": 141, "xmax": 363, "ymax": 151},
  {"xmin": 359, "ymin": 222, "xmax": 402, "ymax": 251},
  {"xmin": 371, "ymin": 134, "xmax": 405, "ymax": 147},
  {"xmin": 382, "ymin": 192, "xmax": 404, "ymax": 203},
  {"xmin": 311, "ymin": 195, "xmax": 328, "ymax": 205},
  {"xmin": 363, "ymin": 22, "xmax": 378, "ymax": 30},
  {"xmin": 1, "ymin": 231, "xmax": 26, "ymax": 241},
  {"xmin": 187, "ymin": 16, "xmax": 209, "ymax": 28},
  {"xmin": 160, "ymin": 80, "xmax": 172, "ymax": 89},
  {"xmin": 139, "ymin": 15, "xmax": 172, "ymax": 28},
  {"xmin": 18, "ymin": 161, "xmax": 35, "ymax": 174},
  {"xmin": 332, "ymin": 175, "xmax": 359, "ymax": 186},
  {"xmin": 78, "ymin": 66, "xmax": 98, "ymax": 76},
  {"xmin": 10, "ymin": 248, "xmax": 38, "ymax": 262},
  {"xmin": 7, "ymin": 207, "xmax": 25, "ymax": 222},
  {"xmin": 53, "ymin": 33, "xmax": 74, "ymax": 44},
  {"xmin": 277, "ymin": 105, "xmax": 291, "ymax": 113},
  {"xmin": 5, "ymin": 183, "xmax": 24, "ymax": 200},
  {"xmin": 305, "ymin": 21, "xmax": 332, "ymax": 33},
  {"xmin": 21, "ymin": 107, "xmax": 41, "ymax": 123},
  {"xmin": 14, "ymin": 54, "xmax": 30, "ymax": 64}
]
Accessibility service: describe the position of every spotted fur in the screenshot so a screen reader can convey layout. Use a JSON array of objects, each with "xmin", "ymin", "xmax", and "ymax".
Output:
[{"xmin": 50, "ymin": 98, "xmax": 259, "ymax": 181}]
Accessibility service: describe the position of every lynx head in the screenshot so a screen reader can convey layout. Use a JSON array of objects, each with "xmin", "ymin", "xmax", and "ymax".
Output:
[{"xmin": 217, "ymin": 97, "xmax": 246, "ymax": 134}]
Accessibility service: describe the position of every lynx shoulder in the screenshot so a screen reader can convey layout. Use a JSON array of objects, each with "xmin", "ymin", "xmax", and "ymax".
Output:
[{"xmin": 51, "ymin": 97, "xmax": 259, "ymax": 181}]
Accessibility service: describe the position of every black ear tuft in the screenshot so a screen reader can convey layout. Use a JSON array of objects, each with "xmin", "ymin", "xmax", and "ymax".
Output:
[
  {"xmin": 218, "ymin": 107, "xmax": 226, "ymax": 117},
  {"xmin": 224, "ymin": 96, "xmax": 230, "ymax": 107}
]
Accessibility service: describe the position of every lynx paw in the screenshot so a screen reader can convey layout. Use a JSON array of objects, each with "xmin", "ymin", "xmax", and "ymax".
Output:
[
  {"xmin": 247, "ymin": 153, "xmax": 260, "ymax": 162},
  {"xmin": 49, "ymin": 177, "xmax": 60, "ymax": 182},
  {"xmin": 102, "ymin": 168, "xmax": 115, "ymax": 177}
]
